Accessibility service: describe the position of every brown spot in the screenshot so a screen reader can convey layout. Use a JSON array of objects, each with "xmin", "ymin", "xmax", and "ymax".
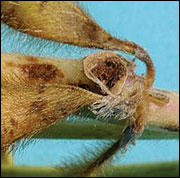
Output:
[
  {"xmin": 25, "ymin": 56, "xmax": 39, "ymax": 62},
  {"xmin": 9, "ymin": 130, "xmax": 14, "ymax": 136},
  {"xmin": 10, "ymin": 118, "xmax": 17, "ymax": 126},
  {"xmin": 1, "ymin": 7, "xmax": 15, "ymax": 24},
  {"xmin": 91, "ymin": 57, "xmax": 126, "ymax": 89},
  {"xmin": 30, "ymin": 100, "xmax": 47, "ymax": 113},
  {"xmin": 40, "ymin": 1, "xmax": 48, "ymax": 8},
  {"xmin": 1, "ymin": 4, "xmax": 22, "ymax": 30},
  {"xmin": 5, "ymin": 61, "xmax": 17, "ymax": 68},
  {"xmin": 62, "ymin": 111, "xmax": 68, "ymax": 115},
  {"xmin": 3, "ymin": 129, "xmax": 7, "ymax": 134},
  {"xmin": 21, "ymin": 63, "xmax": 62, "ymax": 82},
  {"xmin": 82, "ymin": 21, "xmax": 98, "ymax": 41}
]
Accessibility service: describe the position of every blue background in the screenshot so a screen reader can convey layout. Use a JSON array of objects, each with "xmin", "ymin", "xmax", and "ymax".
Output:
[{"xmin": 1, "ymin": 1, "xmax": 179, "ymax": 166}]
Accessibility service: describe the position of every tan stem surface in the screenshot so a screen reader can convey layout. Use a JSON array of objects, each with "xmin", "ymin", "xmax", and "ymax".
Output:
[
  {"xmin": 1, "ymin": 53, "xmax": 179, "ymax": 149},
  {"xmin": 1, "ymin": 53, "xmax": 101, "ymax": 148},
  {"xmin": 147, "ymin": 89, "xmax": 179, "ymax": 131}
]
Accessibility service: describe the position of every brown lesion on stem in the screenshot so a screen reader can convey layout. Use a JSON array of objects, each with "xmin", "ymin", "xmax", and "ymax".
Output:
[
  {"xmin": 82, "ymin": 20, "xmax": 99, "ymax": 41},
  {"xmin": 21, "ymin": 63, "xmax": 60, "ymax": 82},
  {"xmin": 30, "ymin": 100, "xmax": 48, "ymax": 114},
  {"xmin": 1, "ymin": 1, "xmax": 24, "ymax": 30}
]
